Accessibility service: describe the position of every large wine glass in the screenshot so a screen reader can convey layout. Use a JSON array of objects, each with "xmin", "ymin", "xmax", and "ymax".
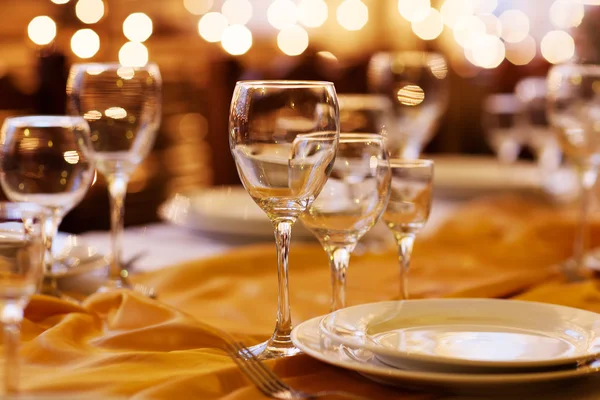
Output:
[
  {"xmin": 368, "ymin": 51, "xmax": 449, "ymax": 158},
  {"xmin": 547, "ymin": 64, "xmax": 600, "ymax": 280},
  {"xmin": 67, "ymin": 63, "xmax": 162, "ymax": 291},
  {"xmin": 300, "ymin": 133, "xmax": 390, "ymax": 311},
  {"xmin": 0, "ymin": 202, "xmax": 44, "ymax": 395},
  {"xmin": 230, "ymin": 80, "xmax": 339, "ymax": 359},
  {"xmin": 0, "ymin": 116, "xmax": 94, "ymax": 300}
]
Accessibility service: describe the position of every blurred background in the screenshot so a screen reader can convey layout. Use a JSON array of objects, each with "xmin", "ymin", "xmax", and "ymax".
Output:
[{"xmin": 0, "ymin": 0, "xmax": 598, "ymax": 232}]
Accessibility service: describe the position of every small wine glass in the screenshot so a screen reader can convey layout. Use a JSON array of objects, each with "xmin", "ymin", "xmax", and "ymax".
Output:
[
  {"xmin": 368, "ymin": 51, "xmax": 449, "ymax": 158},
  {"xmin": 230, "ymin": 80, "xmax": 339, "ymax": 359},
  {"xmin": 547, "ymin": 64, "xmax": 600, "ymax": 280},
  {"xmin": 383, "ymin": 159, "xmax": 434, "ymax": 300},
  {"xmin": 0, "ymin": 116, "xmax": 95, "ymax": 300},
  {"xmin": 338, "ymin": 94, "xmax": 393, "ymax": 135},
  {"xmin": 300, "ymin": 133, "xmax": 390, "ymax": 312},
  {"xmin": 482, "ymin": 94, "xmax": 525, "ymax": 164},
  {"xmin": 0, "ymin": 202, "xmax": 44, "ymax": 395},
  {"xmin": 67, "ymin": 63, "xmax": 162, "ymax": 292}
]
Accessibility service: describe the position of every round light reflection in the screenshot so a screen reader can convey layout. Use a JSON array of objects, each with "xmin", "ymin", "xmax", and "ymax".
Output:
[
  {"xmin": 277, "ymin": 25, "xmax": 309, "ymax": 56},
  {"xmin": 440, "ymin": 0, "xmax": 474, "ymax": 29},
  {"xmin": 221, "ymin": 24, "xmax": 252, "ymax": 55},
  {"xmin": 398, "ymin": 0, "xmax": 431, "ymax": 23},
  {"xmin": 198, "ymin": 12, "xmax": 228, "ymax": 42},
  {"xmin": 505, "ymin": 35, "xmax": 536, "ymax": 66},
  {"xmin": 411, "ymin": 8, "xmax": 444, "ymax": 41},
  {"xmin": 297, "ymin": 0, "xmax": 328, "ymax": 28},
  {"xmin": 71, "ymin": 29, "xmax": 100, "ymax": 59},
  {"xmin": 453, "ymin": 15, "xmax": 486, "ymax": 49},
  {"xmin": 267, "ymin": 0, "xmax": 298, "ymax": 30},
  {"xmin": 75, "ymin": 0, "xmax": 105, "ymax": 24},
  {"xmin": 550, "ymin": 0, "xmax": 584, "ymax": 29},
  {"xmin": 184, "ymin": 0, "xmax": 214, "ymax": 15},
  {"xmin": 471, "ymin": 34, "xmax": 505, "ymax": 69},
  {"xmin": 28, "ymin": 16, "xmax": 57, "ymax": 46},
  {"xmin": 541, "ymin": 30, "xmax": 575, "ymax": 64},
  {"xmin": 123, "ymin": 13, "xmax": 153, "ymax": 43},
  {"xmin": 337, "ymin": 0, "xmax": 369, "ymax": 31},
  {"xmin": 119, "ymin": 42, "xmax": 149, "ymax": 67},
  {"xmin": 499, "ymin": 9, "xmax": 529, "ymax": 43},
  {"xmin": 222, "ymin": 0, "xmax": 253, "ymax": 25}
]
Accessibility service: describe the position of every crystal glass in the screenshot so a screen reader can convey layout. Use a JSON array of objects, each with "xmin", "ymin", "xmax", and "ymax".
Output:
[
  {"xmin": 367, "ymin": 51, "xmax": 449, "ymax": 158},
  {"xmin": 383, "ymin": 160, "xmax": 434, "ymax": 300},
  {"xmin": 230, "ymin": 80, "xmax": 339, "ymax": 359},
  {"xmin": 547, "ymin": 64, "xmax": 600, "ymax": 279},
  {"xmin": 338, "ymin": 94, "xmax": 393, "ymax": 135},
  {"xmin": 300, "ymin": 133, "xmax": 391, "ymax": 312},
  {"xmin": 0, "ymin": 202, "xmax": 44, "ymax": 395},
  {"xmin": 0, "ymin": 116, "xmax": 94, "ymax": 299},
  {"xmin": 482, "ymin": 94, "xmax": 525, "ymax": 164},
  {"xmin": 67, "ymin": 63, "xmax": 162, "ymax": 291}
]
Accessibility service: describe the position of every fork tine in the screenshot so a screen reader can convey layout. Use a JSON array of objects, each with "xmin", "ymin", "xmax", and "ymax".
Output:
[
  {"xmin": 227, "ymin": 341, "xmax": 283, "ymax": 396},
  {"xmin": 236, "ymin": 342, "xmax": 293, "ymax": 393}
]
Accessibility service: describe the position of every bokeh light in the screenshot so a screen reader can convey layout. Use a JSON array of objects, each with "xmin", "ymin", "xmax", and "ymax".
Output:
[
  {"xmin": 411, "ymin": 8, "xmax": 444, "ymax": 41},
  {"xmin": 119, "ymin": 42, "xmax": 149, "ymax": 67},
  {"xmin": 550, "ymin": 0, "xmax": 584, "ymax": 29},
  {"xmin": 398, "ymin": 0, "xmax": 431, "ymax": 23},
  {"xmin": 337, "ymin": 0, "xmax": 369, "ymax": 31},
  {"xmin": 71, "ymin": 29, "xmax": 100, "ymax": 58},
  {"xmin": 123, "ymin": 13, "xmax": 153, "ymax": 43},
  {"xmin": 51, "ymin": 0, "xmax": 70, "ymax": 3},
  {"xmin": 499, "ymin": 9, "xmax": 529, "ymax": 44},
  {"xmin": 198, "ymin": 12, "xmax": 228, "ymax": 42},
  {"xmin": 297, "ymin": 0, "xmax": 328, "ymax": 28},
  {"xmin": 471, "ymin": 34, "xmax": 505, "ymax": 69},
  {"xmin": 541, "ymin": 30, "xmax": 575, "ymax": 64},
  {"xmin": 440, "ymin": 0, "xmax": 474, "ymax": 28},
  {"xmin": 75, "ymin": 0, "xmax": 105, "ymax": 24},
  {"xmin": 277, "ymin": 25, "xmax": 309, "ymax": 56},
  {"xmin": 472, "ymin": 0, "xmax": 497, "ymax": 14},
  {"xmin": 221, "ymin": 24, "xmax": 252, "ymax": 55},
  {"xmin": 221, "ymin": 0, "xmax": 253, "ymax": 25},
  {"xmin": 267, "ymin": 0, "xmax": 297, "ymax": 30},
  {"xmin": 453, "ymin": 15, "xmax": 486, "ymax": 49},
  {"xmin": 478, "ymin": 14, "xmax": 502, "ymax": 37},
  {"xmin": 505, "ymin": 35, "xmax": 536, "ymax": 65},
  {"xmin": 184, "ymin": 0, "xmax": 214, "ymax": 15},
  {"xmin": 397, "ymin": 85, "xmax": 425, "ymax": 106},
  {"xmin": 28, "ymin": 16, "xmax": 56, "ymax": 46}
]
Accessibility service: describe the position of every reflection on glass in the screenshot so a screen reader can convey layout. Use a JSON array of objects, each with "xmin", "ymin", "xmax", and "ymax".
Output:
[
  {"xmin": 230, "ymin": 80, "xmax": 339, "ymax": 359},
  {"xmin": 301, "ymin": 134, "xmax": 391, "ymax": 312},
  {"xmin": 482, "ymin": 94, "xmax": 524, "ymax": 164},
  {"xmin": 383, "ymin": 159, "xmax": 434, "ymax": 300},
  {"xmin": 0, "ymin": 116, "xmax": 94, "ymax": 300},
  {"xmin": 67, "ymin": 62, "xmax": 162, "ymax": 292},
  {"xmin": 368, "ymin": 51, "xmax": 449, "ymax": 158},
  {"xmin": 338, "ymin": 94, "xmax": 393, "ymax": 136}
]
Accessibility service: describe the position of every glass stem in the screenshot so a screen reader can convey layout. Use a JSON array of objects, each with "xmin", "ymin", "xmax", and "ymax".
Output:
[
  {"xmin": 327, "ymin": 245, "xmax": 354, "ymax": 312},
  {"xmin": 571, "ymin": 165, "xmax": 599, "ymax": 280},
  {"xmin": 2, "ymin": 303, "xmax": 23, "ymax": 395},
  {"xmin": 107, "ymin": 174, "xmax": 129, "ymax": 284},
  {"xmin": 42, "ymin": 209, "xmax": 62, "ymax": 295},
  {"xmin": 271, "ymin": 220, "xmax": 294, "ymax": 345},
  {"xmin": 395, "ymin": 233, "xmax": 415, "ymax": 300}
]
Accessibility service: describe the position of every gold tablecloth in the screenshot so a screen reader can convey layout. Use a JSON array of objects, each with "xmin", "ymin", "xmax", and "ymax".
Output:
[{"xmin": 13, "ymin": 196, "xmax": 600, "ymax": 399}]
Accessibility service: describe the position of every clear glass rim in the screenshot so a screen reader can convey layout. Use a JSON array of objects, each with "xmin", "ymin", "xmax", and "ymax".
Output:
[
  {"xmin": 3, "ymin": 115, "xmax": 87, "ymax": 128},
  {"xmin": 236, "ymin": 80, "xmax": 335, "ymax": 88},
  {"xmin": 389, "ymin": 158, "xmax": 434, "ymax": 169},
  {"xmin": 70, "ymin": 61, "xmax": 159, "ymax": 71}
]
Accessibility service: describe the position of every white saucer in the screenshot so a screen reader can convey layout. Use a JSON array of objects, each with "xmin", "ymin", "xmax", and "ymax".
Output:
[
  {"xmin": 319, "ymin": 299, "xmax": 600, "ymax": 373},
  {"xmin": 292, "ymin": 316, "xmax": 600, "ymax": 396}
]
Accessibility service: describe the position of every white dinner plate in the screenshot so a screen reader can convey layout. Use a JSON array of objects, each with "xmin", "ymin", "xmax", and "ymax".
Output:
[
  {"xmin": 292, "ymin": 316, "xmax": 600, "ymax": 396},
  {"xmin": 319, "ymin": 299, "xmax": 600, "ymax": 373}
]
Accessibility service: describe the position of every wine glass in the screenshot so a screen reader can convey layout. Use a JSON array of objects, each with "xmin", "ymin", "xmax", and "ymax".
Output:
[
  {"xmin": 67, "ymin": 63, "xmax": 162, "ymax": 291},
  {"xmin": 0, "ymin": 116, "xmax": 95, "ymax": 300},
  {"xmin": 547, "ymin": 64, "xmax": 600, "ymax": 279},
  {"xmin": 368, "ymin": 51, "xmax": 449, "ymax": 158},
  {"xmin": 0, "ymin": 202, "xmax": 44, "ymax": 395},
  {"xmin": 383, "ymin": 159, "xmax": 434, "ymax": 300},
  {"xmin": 338, "ymin": 94, "xmax": 393, "ymax": 135},
  {"xmin": 300, "ymin": 133, "xmax": 390, "ymax": 312},
  {"xmin": 482, "ymin": 94, "xmax": 525, "ymax": 164},
  {"xmin": 230, "ymin": 80, "xmax": 339, "ymax": 359}
]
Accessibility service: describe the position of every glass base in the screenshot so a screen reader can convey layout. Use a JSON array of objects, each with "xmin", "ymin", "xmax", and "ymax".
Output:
[{"xmin": 245, "ymin": 335, "xmax": 302, "ymax": 360}]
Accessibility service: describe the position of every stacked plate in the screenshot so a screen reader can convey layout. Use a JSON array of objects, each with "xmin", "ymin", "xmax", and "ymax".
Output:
[{"xmin": 291, "ymin": 299, "xmax": 600, "ymax": 395}]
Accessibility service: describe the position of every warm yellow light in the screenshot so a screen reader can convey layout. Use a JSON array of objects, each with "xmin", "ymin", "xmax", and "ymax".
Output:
[
  {"xmin": 499, "ymin": 9, "xmax": 529, "ymax": 43},
  {"xmin": 75, "ymin": 0, "xmax": 105, "ymax": 24},
  {"xmin": 453, "ymin": 15, "xmax": 486, "ymax": 49},
  {"xmin": 267, "ymin": 0, "xmax": 298, "ymax": 30},
  {"xmin": 198, "ymin": 12, "xmax": 228, "ymax": 42},
  {"xmin": 184, "ymin": 0, "xmax": 214, "ymax": 15},
  {"xmin": 105, "ymin": 107, "xmax": 127, "ymax": 119},
  {"xmin": 28, "ymin": 16, "xmax": 56, "ymax": 46},
  {"xmin": 221, "ymin": 24, "xmax": 252, "ymax": 55},
  {"xmin": 119, "ymin": 42, "xmax": 149, "ymax": 67},
  {"xmin": 541, "ymin": 30, "xmax": 575, "ymax": 64},
  {"xmin": 337, "ymin": 0, "xmax": 368, "ymax": 31},
  {"xmin": 398, "ymin": 0, "xmax": 431, "ymax": 23},
  {"xmin": 505, "ymin": 35, "xmax": 536, "ymax": 66},
  {"xmin": 71, "ymin": 29, "xmax": 100, "ymax": 59},
  {"xmin": 550, "ymin": 0, "xmax": 584, "ymax": 29},
  {"xmin": 472, "ymin": 0, "xmax": 497, "ymax": 14},
  {"xmin": 397, "ymin": 85, "xmax": 425, "ymax": 106},
  {"xmin": 478, "ymin": 14, "xmax": 502, "ymax": 37},
  {"xmin": 297, "ymin": 0, "xmax": 328, "ymax": 28},
  {"xmin": 221, "ymin": 0, "xmax": 253, "ymax": 25},
  {"xmin": 277, "ymin": 25, "xmax": 309, "ymax": 56},
  {"xmin": 122, "ymin": 13, "xmax": 153, "ymax": 43},
  {"xmin": 411, "ymin": 8, "xmax": 443, "ymax": 41},
  {"xmin": 51, "ymin": 0, "xmax": 70, "ymax": 4},
  {"xmin": 440, "ymin": 0, "xmax": 474, "ymax": 29},
  {"xmin": 471, "ymin": 34, "xmax": 505, "ymax": 69}
]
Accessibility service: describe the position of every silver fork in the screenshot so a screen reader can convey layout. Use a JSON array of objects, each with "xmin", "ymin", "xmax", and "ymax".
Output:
[{"xmin": 228, "ymin": 341, "xmax": 371, "ymax": 400}]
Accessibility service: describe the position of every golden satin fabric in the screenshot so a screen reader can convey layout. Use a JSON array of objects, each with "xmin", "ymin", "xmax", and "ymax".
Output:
[{"xmin": 11, "ymin": 196, "xmax": 600, "ymax": 399}]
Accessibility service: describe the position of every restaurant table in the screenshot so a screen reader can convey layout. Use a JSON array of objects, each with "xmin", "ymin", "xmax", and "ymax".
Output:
[{"xmin": 14, "ymin": 196, "xmax": 600, "ymax": 399}]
